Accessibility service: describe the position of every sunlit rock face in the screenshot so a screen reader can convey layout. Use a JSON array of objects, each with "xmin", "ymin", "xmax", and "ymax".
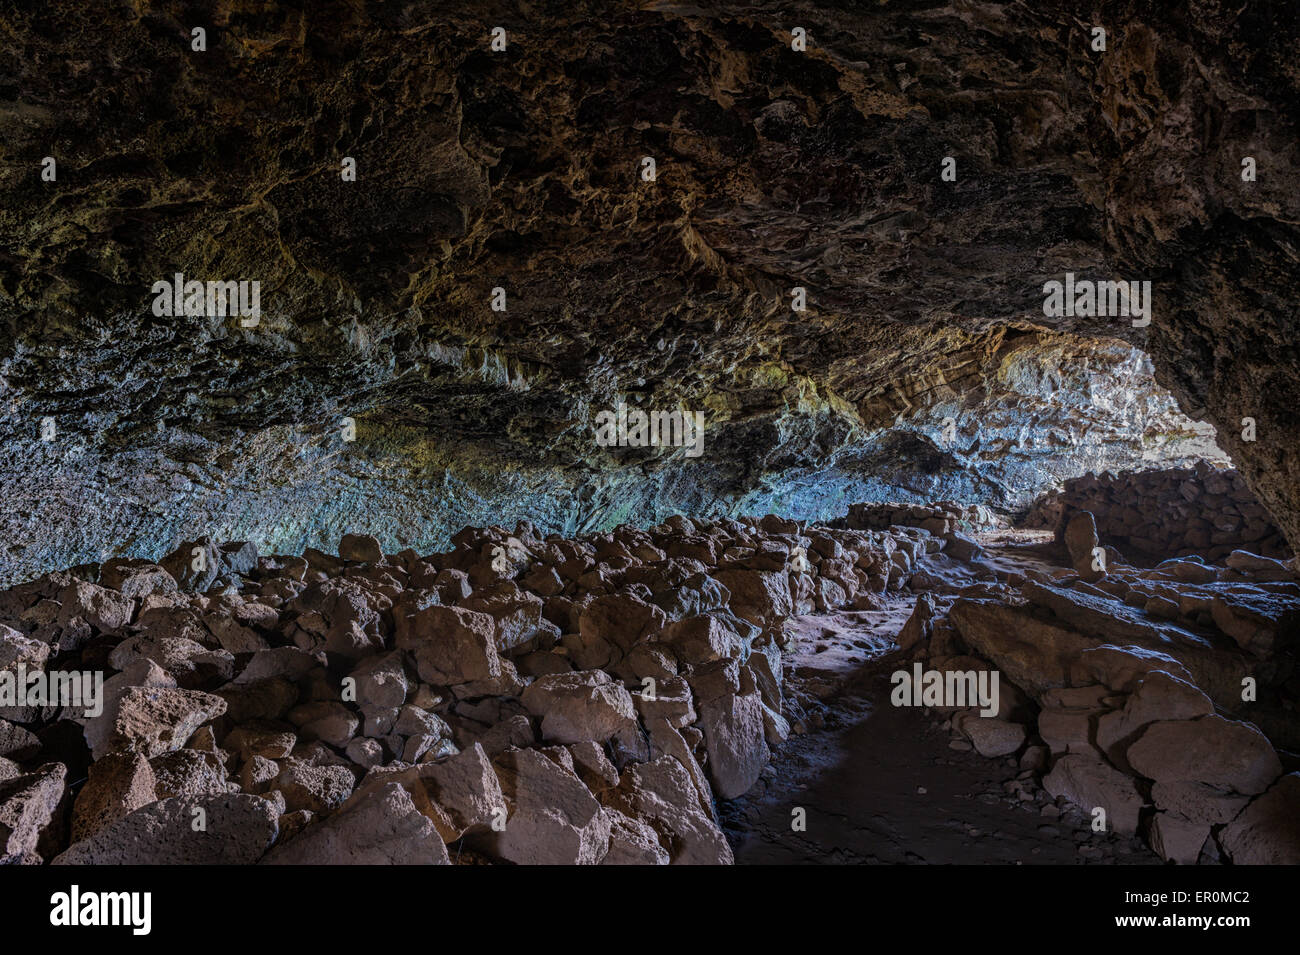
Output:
[{"xmin": 0, "ymin": 1, "xmax": 1292, "ymax": 584}]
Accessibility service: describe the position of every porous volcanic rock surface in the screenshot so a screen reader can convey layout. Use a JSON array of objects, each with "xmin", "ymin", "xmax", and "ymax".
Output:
[{"xmin": 8, "ymin": 0, "xmax": 1295, "ymax": 583}]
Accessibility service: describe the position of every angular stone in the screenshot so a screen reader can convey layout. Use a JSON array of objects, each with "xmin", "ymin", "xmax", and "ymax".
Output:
[
  {"xmin": 1150, "ymin": 780, "xmax": 1250, "ymax": 825},
  {"xmin": 0, "ymin": 762, "xmax": 66, "ymax": 862},
  {"xmin": 1148, "ymin": 812, "xmax": 1209, "ymax": 865},
  {"xmin": 659, "ymin": 613, "xmax": 748, "ymax": 665},
  {"xmin": 287, "ymin": 701, "xmax": 359, "ymax": 747},
  {"xmin": 578, "ymin": 594, "xmax": 667, "ymax": 652},
  {"xmin": 159, "ymin": 539, "xmax": 222, "ymax": 592},
  {"xmin": 697, "ymin": 691, "xmax": 769, "ymax": 800},
  {"xmin": 605, "ymin": 755, "xmax": 732, "ymax": 864},
  {"xmin": 0, "ymin": 719, "xmax": 41, "ymax": 760},
  {"xmin": 109, "ymin": 633, "xmax": 235, "ymax": 685},
  {"xmin": 419, "ymin": 742, "xmax": 504, "ymax": 842},
  {"xmin": 459, "ymin": 585, "xmax": 546, "ymax": 651},
  {"xmin": 275, "ymin": 758, "xmax": 356, "ymax": 814},
  {"xmin": 234, "ymin": 647, "xmax": 317, "ymax": 685},
  {"xmin": 224, "ymin": 722, "xmax": 297, "ymax": 761},
  {"xmin": 1095, "ymin": 670, "xmax": 1213, "ymax": 768},
  {"xmin": 240, "ymin": 755, "xmax": 280, "ymax": 794},
  {"xmin": 264, "ymin": 782, "xmax": 449, "ymax": 865},
  {"xmin": 397, "ymin": 605, "xmax": 500, "ymax": 686},
  {"xmin": 955, "ymin": 714, "xmax": 1026, "ymax": 757},
  {"xmin": 70, "ymin": 752, "xmax": 157, "ymax": 841},
  {"xmin": 1037, "ymin": 707, "xmax": 1104, "ymax": 757},
  {"xmin": 520, "ymin": 670, "xmax": 637, "ymax": 745},
  {"xmin": 348, "ymin": 652, "xmax": 409, "ymax": 709},
  {"xmin": 567, "ymin": 740, "xmax": 619, "ymax": 795},
  {"xmin": 150, "ymin": 749, "xmax": 228, "ymax": 799},
  {"xmin": 1127, "ymin": 715, "xmax": 1282, "ymax": 795},
  {"xmin": 712, "ymin": 570, "xmax": 793, "ymax": 627},
  {"xmin": 107, "ymin": 686, "xmax": 227, "ymax": 758},
  {"xmin": 0, "ymin": 626, "xmax": 50, "ymax": 671},
  {"xmin": 601, "ymin": 807, "xmax": 670, "ymax": 865},
  {"xmin": 486, "ymin": 746, "xmax": 610, "ymax": 865},
  {"xmin": 55, "ymin": 793, "xmax": 278, "ymax": 864},
  {"xmin": 339, "ymin": 533, "xmax": 384, "ymax": 563},
  {"xmin": 1043, "ymin": 754, "xmax": 1144, "ymax": 835},
  {"xmin": 646, "ymin": 717, "xmax": 715, "ymax": 821},
  {"xmin": 56, "ymin": 580, "xmax": 135, "ymax": 632},
  {"xmin": 1219, "ymin": 773, "xmax": 1300, "ymax": 864},
  {"xmin": 632, "ymin": 673, "xmax": 695, "ymax": 728},
  {"xmin": 344, "ymin": 737, "xmax": 384, "ymax": 769}
]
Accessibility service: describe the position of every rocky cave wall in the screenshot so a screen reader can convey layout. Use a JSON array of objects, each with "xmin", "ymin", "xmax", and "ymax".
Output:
[{"xmin": 2, "ymin": 0, "xmax": 1296, "ymax": 585}]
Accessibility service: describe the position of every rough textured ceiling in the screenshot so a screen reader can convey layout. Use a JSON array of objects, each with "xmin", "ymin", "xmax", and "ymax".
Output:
[{"xmin": 1, "ymin": 0, "xmax": 1295, "ymax": 582}]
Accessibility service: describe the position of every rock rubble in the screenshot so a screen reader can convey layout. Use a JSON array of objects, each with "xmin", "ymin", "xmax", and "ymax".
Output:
[
  {"xmin": 0, "ymin": 514, "xmax": 913, "ymax": 865},
  {"xmin": 901, "ymin": 514, "xmax": 1300, "ymax": 864}
]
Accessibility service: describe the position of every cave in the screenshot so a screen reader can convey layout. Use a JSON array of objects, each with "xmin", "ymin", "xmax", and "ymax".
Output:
[{"xmin": 1, "ymin": 0, "xmax": 1298, "ymax": 887}]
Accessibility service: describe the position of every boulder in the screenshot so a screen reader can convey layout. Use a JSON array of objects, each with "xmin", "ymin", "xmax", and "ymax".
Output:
[
  {"xmin": 55, "ymin": 794, "xmax": 278, "ymax": 864},
  {"xmin": 1042, "ymin": 754, "xmax": 1144, "ymax": 835},
  {"xmin": 1064, "ymin": 511, "xmax": 1102, "ymax": 580},
  {"xmin": 105, "ymin": 686, "xmax": 227, "ymax": 758},
  {"xmin": 459, "ymin": 585, "xmax": 546, "ymax": 651},
  {"xmin": 0, "ymin": 762, "xmax": 66, "ymax": 862},
  {"xmin": 605, "ymin": 755, "xmax": 732, "ymax": 864},
  {"xmin": 659, "ymin": 613, "xmax": 749, "ymax": 665},
  {"xmin": 287, "ymin": 702, "xmax": 359, "ymax": 747},
  {"xmin": 520, "ymin": 670, "xmax": 638, "ymax": 745},
  {"xmin": 712, "ymin": 570, "xmax": 793, "ymax": 626},
  {"xmin": 56, "ymin": 580, "xmax": 135, "ymax": 632},
  {"xmin": 264, "ymin": 782, "xmax": 449, "ymax": 865},
  {"xmin": 1095, "ymin": 670, "xmax": 1213, "ymax": 768},
  {"xmin": 150, "ymin": 749, "xmax": 228, "ymax": 799},
  {"xmin": 348, "ymin": 652, "xmax": 409, "ymax": 709},
  {"xmin": 697, "ymin": 691, "xmax": 769, "ymax": 800},
  {"xmin": 275, "ymin": 759, "xmax": 356, "ymax": 814},
  {"xmin": 70, "ymin": 752, "xmax": 157, "ymax": 841},
  {"xmin": 1219, "ymin": 773, "xmax": 1300, "ymax": 864},
  {"xmin": 954, "ymin": 714, "xmax": 1025, "ymax": 757},
  {"xmin": 1150, "ymin": 780, "xmax": 1250, "ymax": 825},
  {"xmin": 339, "ymin": 533, "xmax": 384, "ymax": 564},
  {"xmin": 1127, "ymin": 715, "xmax": 1282, "ymax": 795},
  {"xmin": 397, "ymin": 606, "xmax": 500, "ymax": 686},
  {"xmin": 601, "ymin": 807, "xmax": 670, "ymax": 865},
  {"xmin": 578, "ymin": 594, "xmax": 667, "ymax": 652},
  {"xmin": 486, "ymin": 747, "xmax": 610, "ymax": 865},
  {"xmin": 418, "ymin": 742, "xmax": 504, "ymax": 842},
  {"xmin": 1149, "ymin": 812, "xmax": 1210, "ymax": 865}
]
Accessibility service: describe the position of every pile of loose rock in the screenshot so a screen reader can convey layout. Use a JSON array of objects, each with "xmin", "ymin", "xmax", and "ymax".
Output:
[
  {"xmin": 899, "ymin": 522, "xmax": 1300, "ymax": 864},
  {"xmin": 840, "ymin": 501, "xmax": 997, "ymax": 536},
  {"xmin": 1026, "ymin": 463, "xmax": 1289, "ymax": 562},
  {"xmin": 0, "ymin": 514, "xmax": 911, "ymax": 865}
]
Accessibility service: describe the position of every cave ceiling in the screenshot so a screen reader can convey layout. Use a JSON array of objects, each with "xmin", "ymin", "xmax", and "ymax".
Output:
[{"xmin": 0, "ymin": 0, "xmax": 1296, "ymax": 580}]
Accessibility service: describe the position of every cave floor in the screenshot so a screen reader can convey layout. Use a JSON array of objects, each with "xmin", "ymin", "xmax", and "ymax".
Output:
[{"xmin": 721, "ymin": 576, "xmax": 1163, "ymax": 866}]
